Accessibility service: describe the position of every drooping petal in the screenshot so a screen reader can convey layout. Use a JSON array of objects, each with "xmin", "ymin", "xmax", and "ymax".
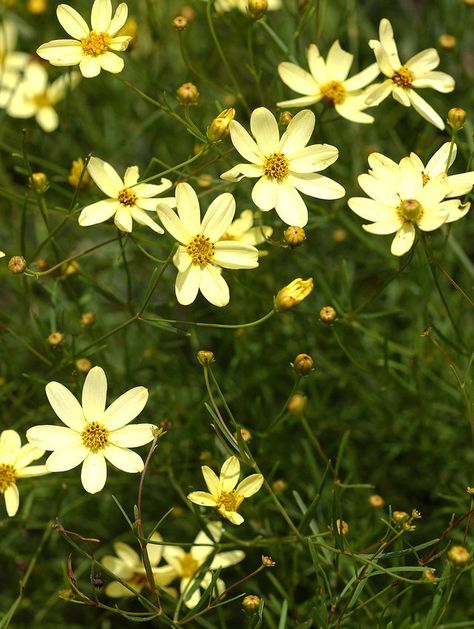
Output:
[
  {"xmin": 133, "ymin": 179, "xmax": 172, "ymax": 198},
  {"xmin": 103, "ymin": 444, "xmax": 144, "ymax": 472},
  {"xmin": 108, "ymin": 35, "xmax": 132, "ymax": 51},
  {"xmin": 82, "ymin": 366, "xmax": 107, "ymax": 422},
  {"xmin": 175, "ymin": 264, "xmax": 201, "ymax": 305},
  {"xmin": 213, "ymin": 241, "xmax": 259, "ymax": 269},
  {"xmin": 46, "ymin": 443, "xmax": 89, "ymax": 471},
  {"xmin": 219, "ymin": 508, "xmax": 244, "ymax": 525},
  {"xmin": 4, "ymin": 484, "xmax": 19, "ymax": 517},
  {"xmin": 377, "ymin": 18, "xmax": 401, "ymax": 70},
  {"xmin": 91, "ymin": 0, "xmax": 112, "ymax": 32},
  {"xmin": 199, "ymin": 265, "xmax": 230, "ymax": 307},
  {"xmin": 278, "ymin": 62, "xmax": 317, "ymax": 96},
  {"xmin": 114, "ymin": 206, "xmax": 133, "ymax": 232},
  {"xmin": 16, "ymin": 465, "xmax": 49, "ymax": 479},
  {"xmin": 187, "ymin": 491, "xmax": 217, "ymax": 506},
  {"xmin": 81, "ymin": 451, "xmax": 107, "ymax": 493},
  {"xmin": 26, "ymin": 425, "xmax": 83, "ymax": 451},
  {"xmin": 108, "ymin": 424, "xmax": 156, "ymax": 447},
  {"xmin": 275, "ymin": 183, "xmax": 309, "ymax": 227},
  {"xmin": 392, "ymin": 86, "xmax": 410, "ymax": 107},
  {"xmin": 228, "ymin": 120, "xmax": 264, "ymax": 165},
  {"xmin": 103, "ymin": 386, "xmax": 149, "ymax": 430},
  {"xmin": 335, "ymin": 102, "xmax": 374, "ymax": 124},
  {"xmin": 219, "ymin": 456, "xmax": 240, "ymax": 492},
  {"xmin": 406, "ymin": 89, "xmax": 444, "ymax": 130},
  {"xmin": 79, "ymin": 199, "xmax": 119, "ymax": 226},
  {"xmin": 79, "ymin": 56, "xmax": 102, "ymax": 78},
  {"xmin": 236, "ymin": 473, "xmax": 264, "ymax": 497},
  {"xmin": 250, "ymin": 107, "xmax": 280, "ymax": 154},
  {"xmin": 87, "ymin": 156, "xmax": 123, "ymax": 197},
  {"xmin": 390, "ymin": 223, "xmax": 416, "ymax": 256},
  {"xmin": 99, "ymin": 51, "xmax": 124, "ymax": 74},
  {"xmin": 326, "ymin": 40, "xmax": 353, "ymax": 81},
  {"xmin": 201, "ymin": 193, "xmax": 235, "ymax": 241},
  {"xmin": 57, "ymin": 4, "xmax": 90, "ymax": 39},
  {"xmin": 45, "ymin": 381, "xmax": 85, "ymax": 430},
  {"xmin": 220, "ymin": 163, "xmax": 263, "ymax": 182},
  {"xmin": 279, "ymin": 109, "xmax": 315, "ymax": 155},
  {"xmin": 364, "ymin": 80, "xmax": 393, "ymax": 106}
]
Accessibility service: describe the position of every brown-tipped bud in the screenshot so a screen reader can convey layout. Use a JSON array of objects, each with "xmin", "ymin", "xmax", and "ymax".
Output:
[
  {"xmin": 369, "ymin": 494, "xmax": 384, "ymax": 508},
  {"xmin": 293, "ymin": 353, "xmax": 314, "ymax": 376},
  {"xmin": 68, "ymin": 158, "xmax": 90, "ymax": 189},
  {"xmin": 30, "ymin": 172, "xmax": 48, "ymax": 194},
  {"xmin": 274, "ymin": 278, "xmax": 314, "ymax": 312},
  {"xmin": 207, "ymin": 108, "xmax": 235, "ymax": 143},
  {"xmin": 447, "ymin": 545, "xmax": 471, "ymax": 567},
  {"xmin": 75, "ymin": 358, "xmax": 92, "ymax": 373},
  {"xmin": 319, "ymin": 305, "xmax": 337, "ymax": 324},
  {"xmin": 27, "ymin": 0, "xmax": 47, "ymax": 14},
  {"xmin": 239, "ymin": 427, "xmax": 252, "ymax": 442},
  {"xmin": 197, "ymin": 350, "xmax": 214, "ymax": 366},
  {"xmin": 80, "ymin": 312, "xmax": 95, "ymax": 327},
  {"xmin": 287, "ymin": 394, "xmax": 306, "ymax": 415},
  {"xmin": 177, "ymin": 82, "xmax": 199, "ymax": 105},
  {"xmin": 392, "ymin": 510, "xmax": 409, "ymax": 524},
  {"xmin": 8, "ymin": 256, "xmax": 27, "ymax": 274},
  {"xmin": 247, "ymin": 0, "xmax": 268, "ymax": 19},
  {"xmin": 447, "ymin": 107, "xmax": 467, "ymax": 131},
  {"xmin": 272, "ymin": 479, "xmax": 287, "ymax": 492},
  {"xmin": 197, "ymin": 173, "xmax": 213, "ymax": 189},
  {"xmin": 242, "ymin": 595, "xmax": 261, "ymax": 614},
  {"xmin": 48, "ymin": 331, "xmax": 64, "ymax": 347},
  {"xmin": 173, "ymin": 15, "xmax": 188, "ymax": 31},
  {"xmin": 438, "ymin": 34, "xmax": 456, "ymax": 50},
  {"xmin": 261, "ymin": 555, "xmax": 275, "ymax": 567},
  {"xmin": 284, "ymin": 225, "xmax": 306, "ymax": 248},
  {"xmin": 423, "ymin": 568, "xmax": 437, "ymax": 582},
  {"xmin": 279, "ymin": 111, "xmax": 293, "ymax": 127},
  {"xmin": 335, "ymin": 519, "xmax": 349, "ymax": 535}
]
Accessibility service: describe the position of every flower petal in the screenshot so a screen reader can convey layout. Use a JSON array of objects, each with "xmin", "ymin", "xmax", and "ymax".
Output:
[
  {"xmin": 57, "ymin": 4, "xmax": 90, "ymax": 39},
  {"xmin": 277, "ymin": 95, "xmax": 320, "ymax": 109},
  {"xmin": 187, "ymin": 491, "xmax": 217, "ymax": 507},
  {"xmin": 201, "ymin": 193, "xmax": 235, "ymax": 241},
  {"xmin": 236, "ymin": 473, "xmax": 264, "ymax": 497},
  {"xmin": 228, "ymin": 120, "xmax": 264, "ymax": 165},
  {"xmin": 108, "ymin": 3, "xmax": 129, "ymax": 36},
  {"xmin": 278, "ymin": 62, "xmax": 317, "ymax": 96},
  {"xmin": 91, "ymin": 0, "xmax": 112, "ymax": 32},
  {"xmin": 99, "ymin": 51, "xmax": 124, "ymax": 74},
  {"xmin": 16, "ymin": 465, "xmax": 49, "ymax": 479},
  {"xmin": 348, "ymin": 197, "xmax": 395, "ymax": 222},
  {"xmin": 288, "ymin": 144, "xmax": 339, "ymax": 174},
  {"xmin": 210, "ymin": 550, "xmax": 245, "ymax": 570},
  {"xmin": 406, "ymin": 48, "xmax": 440, "ymax": 74},
  {"xmin": 114, "ymin": 541, "xmax": 140, "ymax": 568},
  {"xmin": 15, "ymin": 443, "xmax": 45, "ymax": 469},
  {"xmin": 103, "ymin": 444, "xmax": 144, "ymax": 472},
  {"xmin": 251, "ymin": 177, "xmax": 279, "ymax": 211},
  {"xmin": 326, "ymin": 40, "xmax": 353, "ymax": 81},
  {"xmin": 79, "ymin": 199, "xmax": 118, "ymax": 226},
  {"xmin": 0, "ymin": 430, "xmax": 21, "ymax": 463},
  {"xmin": 250, "ymin": 107, "xmax": 280, "ymax": 154},
  {"xmin": 279, "ymin": 109, "xmax": 315, "ymax": 155},
  {"xmin": 114, "ymin": 207, "xmax": 133, "ymax": 232},
  {"xmin": 36, "ymin": 40, "xmax": 84, "ymax": 65},
  {"xmin": 199, "ymin": 265, "xmax": 230, "ymax": 307},
  {"xmin": 390, "ymin": 223, "xmax": 416, "ymax": 256},
  {"xmin": 213, "ymin": 241, "xmax": 259, "ymax": 269},
  {"xmin": 103, "ymin": 386, "xmax": 149, "ymax": 430},
  {"xmin": 343, "ymin": 62, "xmax": 380, "ymax": 91},
  {"xmin": 4, "ymin": 484, "xmax": 19, "ymax": 517},
  {"xmin": 81, "ymin": 452, "xmax": 107, "ymax": 493},
  {"xmin": 406, "ymin": 89, "xmax": 444, "ymax": 130},
  {"xmin": 46, "ymin": 443, "xmax": 89, "ymax": 471},
  {"xmin": 201, "ymin": 466, "xmax": 220, "ymax": 496},
  {"xmin": 157, "ymin": 205, "xmax": 191, "ymax": 243},
  {"xmin": 26, "ymin": 425, "xmax": 82, "ymax": 451},
  {"xmin": 45, "ymin": 381, "xmax": 86, "ymax": 430},
  {"xmin": 109, "ymin": 423, "xmax": 156, "ymax": 447},
  {"xmin": 175, "ymin": 264, "xmax": 201, "ymax": 305},
  {"xmin": 87, "ymin": 156, "xmax": 123, "ymax": 196},
  {"xmin": 79, "ymin": 56, "xmax": 102, "ymax": 78},
  {"xmin": 130, "ymin": 207, "xmax": 164, "ymax": 233},
  {"xmin": 219, "ymin": 456, "xmax": 240, "ymax": 492},
  {"xmin": 275, "ymin": 182, "xmax": 308, "ymax": 227},
  {"xmin": 363, "ymin": 219, "xmax": 401, "ymax": 235},
  {"xmin": 82, "ymin": 366, "xmax": 107, "ymax": 422},
  {"xmin": 307, "ymin": 43, "xmax": 326, "ymax": 82}
]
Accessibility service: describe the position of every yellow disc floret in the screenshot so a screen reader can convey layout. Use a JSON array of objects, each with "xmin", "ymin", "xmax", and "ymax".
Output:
[
  {"xmin": 320, "ymin": 80, "xmax": 347, "ymax": 105},
  {"xmin": 118, "ymin": 188, "xmax": 137, "ymax": 207},
  {"xmin": 81, "ymin": 31, "xmax": 112, "ymax": 56},
  {"xmin": 391, "ymin": 65, "xmax": 415, "ymax": 89},
  {"xmin": 0, "ymin": 464, "xmax": 16, "ymax": 492},
  {"xmin": 263, "ymin": 153, "xmax": 289, "ymax": 181},
  {"xmin": 217, "ymin": 490, "xmax": 244, "ymax": 513},
  {"xmin": 82, "ymin": 422, "xmax": 110, "ymax": 452},
  {"xmin": 178, "ymin": 553, "xmax": 200, "ymax": 578},
  {"xmin": 186, "ymin": 234, "xmax": 215, "ymax": 265}
]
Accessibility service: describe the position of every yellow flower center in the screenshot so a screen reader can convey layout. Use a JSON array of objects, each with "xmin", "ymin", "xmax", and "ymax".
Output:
[
  {"xmin": 398, "ymin": 198, "xmax": 423, "ymax": 223},
  {"xmin": 0, "ymin": 464, "xmax": 16, "ymax": 492},
  {"xmin": 81, "ymin": 421, "xmax": 110, "ymax": 452},
  {"xmin": 320, "ymin": 80, "xmax": 347, "ymax": 105},
  {"xmin": 186, "ymin": 234, "xmax": 215, "ymax": 265},
  {"xmin": 118, "ymin": 188, "xmax": 137, "ymax": 207},
  {"xmin": 178, "ymin": 552, "xmax": 200, "ymax": 578},
  {"xmin": 81, "ymin": 31, "xmax": 112, "ymax": 56},
  {"xmin": 32, "ymin": 93, "xmax": 50, "ymax": 108},
  {"xmin": 263, "ymin": 152, "xmax": 289, "ymax": 181},
  {"xmin": 217, "ymin": 490, "xmax": 244, "ymax": 512},
  {"xmin": 391, "ymin": 65, "xmax": 415, "ymax": 89}
]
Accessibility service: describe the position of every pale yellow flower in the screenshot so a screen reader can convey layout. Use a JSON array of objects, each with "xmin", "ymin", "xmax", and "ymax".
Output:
[
  {"xmin": 0, "ymin": 429, "xmax": 48, "ymax": 517},
  {"xmin": 36, "ymin": 0, "xmax": 132, "ymax": 78},
  {"xmin": 215, "ymin": 0, "xmax": 281, "ymax": 13},
  {"xmin": 0, "ymin": 18, "xmax": 30, "ymax": 87},
  {"xmin": 187, "ymin": 456, "xmax": 263, "ymax": 525}
]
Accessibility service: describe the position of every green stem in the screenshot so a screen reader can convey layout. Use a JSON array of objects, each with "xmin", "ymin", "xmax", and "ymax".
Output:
[{"xmin": 140, "ymin": 308, "xmax": 275, "ymax": 330}]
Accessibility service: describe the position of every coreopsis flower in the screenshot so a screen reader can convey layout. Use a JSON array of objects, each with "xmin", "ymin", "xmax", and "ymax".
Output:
[
  {"xmin": 162, "ymin": 522, "xmax": 245, "ymax": 608},
  {"xmin": 79, "ymin": 157, "xmax": 174, "ymax": 233},
  {"xmin": 102, "ymin": 533, "xmax": 177, "ymax": 597},
  {"xmin": 26, "ymin": 366, "xmax": 156, "ymax": 494},
  {"xmin": 215, "ymin": 0, "xmax": 281, "ymax": 14},
  {"xmin": 157, "ymin": 183, "xmax": 259, "ymax": 307},
  {"xmin": 0, "ymin": 429, "xmax": 48, "ymax": 517},
  {"xmin": 187, "ymin": 456, "xmax": 263, "ymax": 525},
  {"xmin": 366, "ymin": 18, "xmax": 455, "ymax": 129},
  {"xmin": 0, "ymin": 18, "xmax": 30, "ymax": 86},
  {"xmin": 348, "ymin": 155, "xmax": 469, "ymax": 256},
  {"xmin": 277, "ymin": 41, "xmax": 380, "ymax": 123},
  {"xmin": 220, "ymin": 108, "xmax": 345, "ymax": 227},
  {"xmin": 219, "ymin": 209, "xmax": 272, "ymax": 246},
  {"xmin": 36, "ymin": 0, "xmax": 132, "ymax": 78},
  {"xmin": 0, "ymin": 62, "xmax": 80, "ymax": 132}
]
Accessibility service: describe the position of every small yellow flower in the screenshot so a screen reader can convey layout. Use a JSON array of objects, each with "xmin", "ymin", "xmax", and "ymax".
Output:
[
  {"xmin": 274, "ymin": 277, "xmax": 314, "ymax": 312},
  {"xmin": 187, "ymin": 456, "xmax": 263, "ymax": 525}
]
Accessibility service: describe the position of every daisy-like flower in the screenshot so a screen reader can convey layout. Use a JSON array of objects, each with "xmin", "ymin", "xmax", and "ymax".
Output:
[
  {"xmin": 277, "ymin": 41, "xmax": 380, "ymax": 124},
  {"xmin": 36, "ymin": 0, "xmax": 132, "ymax": 78},
  {"xmin": 219, "ymin": 209, "xmax": 272, "ymax": 246},
  {"xmin": 220, "ymin": 107, "xmax": 345, "ymax": 227},
  {"xmin": 26, "ymin": 366, "xmax": 156, "ymax": 494},
  {"xmin": 79, "ymin": 157, "xmax": 174, "ymax": 233},
  {"xmin": 157, "ymin": 183, "xmax": 259, "ymax": 307},
  {"xmin": 102, "ymin": 533, "xmax": 177, "ymax": 598},
  {"xmin": 366, "ymin": 18, "xmax": 455, "ymax": 129},
  {"xmin": 0, "ymin": 62, "xmax": 80, "ymax": 132},
  {"xmin": 215, "ymin": 0, "xmax": 281, "ymax": 14},
  {"xmin": 0, "ymin": 429, "xmax": 48, "ymax": 517},
  {"xmin": 348, "ymin": 155, "xmax": 469, "ymax": 256},
  {"xmin": 162, "ymin": 522, "xmax": 245, "ymax": 608},
  {"xmin": 187, "ymin": 456, "xmax": 263, "ymax": 525}
]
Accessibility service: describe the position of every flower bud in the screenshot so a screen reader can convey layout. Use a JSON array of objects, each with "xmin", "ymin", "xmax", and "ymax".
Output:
[
  {"xmin": 197, "ymin": 174, "xmax": 213, "ymax": 189},
  {"xmin": 68, "ymin": 158, "xmax": 90, "ymax": 189},
  {"xmin": 75, "ymin": 358, "xmax": 92, "ymax": 373},
  {"xmin": 319, "ymin": 305, "xmax": 337, "ymax": 324},
  {"xmin": 392, "ymin": 510, "xmax": 409, "ymax": 524},
  {"xmin": 239, "ymin": 427, "xmax": 252, "ymax": 442},
  {"xmin": 261, "ymin": 555, "xmax": 275, "ymax": 567},
  {"xmin": 335, "ymin": 519, "xmax": 349, "ymax": 535},
  {"xmin": 34, "ymin": 258, "xmax": 49, "ymax": 272},
  {"xmin": 283, "ymin": 225, "xmax": 306, "ymax": 248},
  {"xmin": 368, "ymin": 494, "xmax": 384, "ymax": 508},
  {"xmin": 447, "ymin": 545, "xmax": 471, "ymax": 567},
  {"xmin": 287, "ymin": 394, "xmax": 306, "ymax": 415},
  {"xmin": 447, "ymin": 107, "xmax": 467, "ymax": 131},
  {"xmin": 27, "ymin": 0, "xmax": 47, "ymax": 14},
  {"xmin": 48, "ymin": 331, "xmax": 64, "ymax": 347},
  {"xmin": 279, "ymin": 111, "xmax": 293, "ymax": 127},
  {"xmin": 292, "ymin": 353, "xmax": 314, "ymax": 376},
  {"xmin": 80, "ymin": 312, "xmax": 96, "ymax": 327},
  {"xmin": 173, "ymin": 16, "xmax": 188, "ymax": 31},
  {"xmin": 62, "ymin": 261, "xmax": 79, "ymax": 276},
  {"xmin": 197, "ymin": 350, "xmax": 214, "ymax": 366},
  {"xmin": 272, "ymin": 479, "xmax": 287, "ymax": 492},
  {"xmin": 467, "ymin": 486, "xmax": 474, "ymax": 495},
  {"xmin": 177, "ymin": 82, "xmax": 199, "ymax": 105},
  {"xmin": 423, "ymin": 568, "xmax": 437, "ymax": 582},
  {"xmin": 274, "ymin": 278, "xmax": 314, "ymax": 312},
  {"xmin": 332, "ymin": 228, "xmax": 348, "ymax": 242},
  {"xmin": 207, "ymin": 108, "xmax": 235, "ymax": 143},
  {"xmin": 30, "ymin": 172, "xmax": 48, "ymax": 194},
  {"xmin": 438, "ymin": 34, "xmax": 456, "ymax": 50},
  {"xmin": 247, "ymin": 0, "xmax": 268, "ymax": 19},
  {"xmin": 242, "ymin": 595, "xmax": 261, "ymax": 614},
  {"xmin": 8, "ymin": 256, "xmax": 27, "ymax": 273}
]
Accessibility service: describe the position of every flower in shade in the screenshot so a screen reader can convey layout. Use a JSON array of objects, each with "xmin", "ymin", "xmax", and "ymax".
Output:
[
  {"xmin": 162, "ymin": 522, "xmax": 245, "ymax": 608},
  {"xmin": 157, "ymin": 183, "xmax": 259, "ymax": 307},
  {"xmin": 277, "ymin": 41, "xmax": 380, "ymax": 123},
  {"xmin": 366, "ymin": 18, "xmax": 455, "ymax": 129},
  {"xmin": 102, "ymin": 533, "xmax": 177, "ymax": 598},
  {"xmin": 79, "ymin": 157, "xmax": 174, "ymax": 233},
  {"xmin": 220, "ymin": 107, "xmax": 345, "ymax": 227},
  {"xmin": 187, "ymin": 456, "xmax": 263, "ymax": 525},
  {"xmin": 26, "ymin": 366, "xmax": 156, "ymax": 494},
  {"xmin": 348, "ymin": 154, "xmax": 469, "ymax": 256},
  {"xmin": 0, "ymin": 429, "xmax": 49, "ymax": 517},
  {"xmin": 219, "ymin": 209, "xmax": 272, "ymax": 246},
  {"xmin": 0, "ymin": 19, "xmax": 31, "ymax": 86},
  {"xmin": 0, "ymin": 62, "xmax": 80, "ymax": 132},
  {"xmin": 36, "ymin": 0, "xmax": 132, "ymax": 78}
]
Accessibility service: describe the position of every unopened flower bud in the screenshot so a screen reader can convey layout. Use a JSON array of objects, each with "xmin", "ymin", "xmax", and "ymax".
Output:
[
  {"xmin": 242, "ymin": 595, "xmax": 261, "ymax": 614},
  {"xmin": 279, "ymin": 111, "xmax": 293, "ymax": 127},
  {"xmin": 177, "ymin": 82, "xmax": 199, "ymax": 105},
  {"xmin": 284, "ymin": 225, "xmax": 306, "ymax": 247},
  {"xmin": 68, "ymin": 158, "xmax": 90, "ymax": 189},
  {"xmin": 292, "ymin": 353, "xmax": 314, "ymax": 376},
  {"xmin": 335, "ymin": 519, "xmax": 349, "ymax": 535},
  {"xmin": 423, "ymin": 568, "xmax": 437, "ymax": 582},
  {"xmin": 239, "ymin": 427, "xmax": 252, "ymax": 442},
  {"xmin": 447, "ymin": 545, "xmax": 471, "ymax": 567},
  {"xmin": 173, "ymin": 15, "xmax": 188, "ymax": 31},
  {"xmin": 48, "ymin": 331, "xmax": 64, "ymax": 347},
  {"xmin": 197, "ymin": 174, "xmax": 213, "ymax": 189},
  {"xmin": 467, "ymin": 486, "xmax": 474, "ymax": 495},
  {"xmin": 207, "ymin": 108, "xmax": 235, "ymax": 143},
  {"xmin": 197, "ymin": 350, "xmax": 214, "ymax": 366},
  {"xmin": 287, "ymin": 394, "xmax": 306, "ymax": 415},
  {"xmin": 369, "ymin": 494, "xmax": 384, "ymax": 508},
  {"xmin": 319, "ymin": 305, "xmax": 337, "ymax": 324},
  {"xmin": 272, "ymin": 479, "xmax": 287, "ymax": 492},
  {"xmin": 447, "ymin": 107, "xmax": 467, "ymax": 131},
  {"xmin": 412, "ymin": 509, "xmax": 422, "ymax": 519},
  {"xmin": 75, "ymin": 358, "xmax": 92, "ymax": 373},
  {"xmin": 27, "ymin": 0, "xmax": 47, "ymax": 14},
  {"xmin": 438, "ymin": 34, "xmax": 456, "ymax": 50},
  {"xmin": 62, "ymin": 261, "xmax": 79, "ymax": 276},
  {"xmin": 247, "ymin": 0, "xmax": 268, "ymax": 19},
  {"xmin": 91, "ymin": 573, "xmax": 104, "ymax": 589},
  {"xmin": 30, "ymin": 172, "xmax": 48, "ymax": 194},
  {"xmin": 80, "ymin": 312, "xmax": 95, "ymax": 327},
  {"xmin": 332, "ymin": 228, "xmax": 348, "ymax": 242},
  {"xmin": 261, "ymin": 555, "xmax": 275, "ymax": 567},
  {"xmin": 8, "ymin": 256, "xmax": 27, "ymax": 273},
  {"xmin": 274, "ymin": 278, "xmax": 314, "ymax": 312},
  {"xmin": 392, "ymin": 510, "xmax": 409, "ymax": 524}
]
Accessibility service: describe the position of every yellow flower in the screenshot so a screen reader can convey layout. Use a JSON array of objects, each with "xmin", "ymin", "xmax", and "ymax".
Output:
[{"xmin": 187, "ymin": 456, "xmax": 263, "ymax": 525}]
